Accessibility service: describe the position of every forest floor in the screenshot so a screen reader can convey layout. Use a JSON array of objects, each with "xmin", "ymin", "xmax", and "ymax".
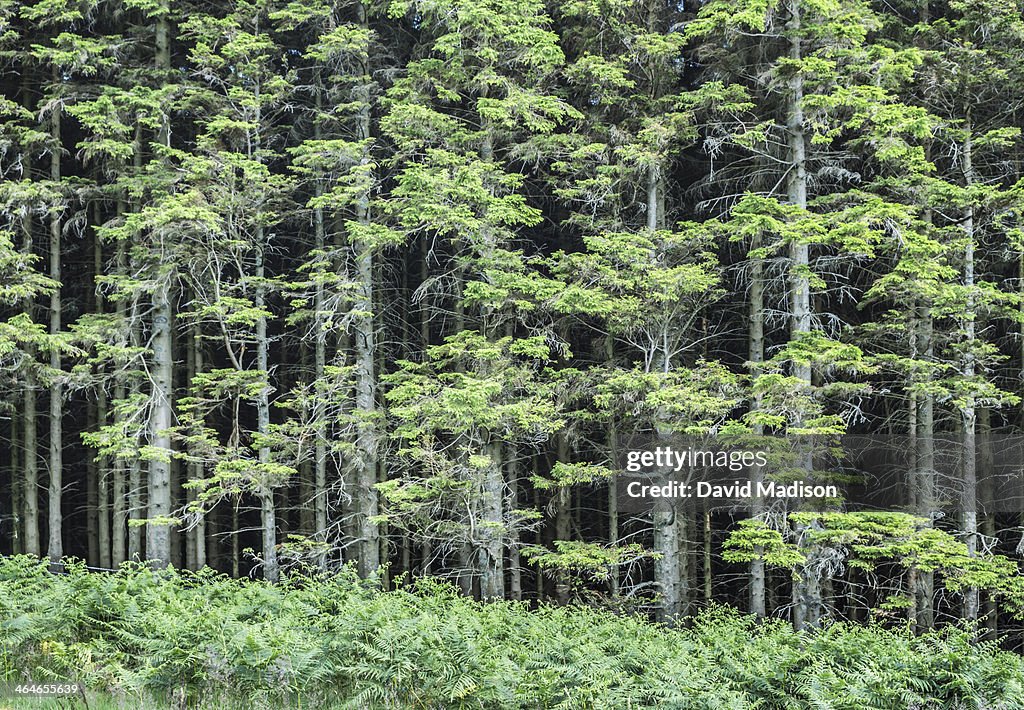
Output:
[{"xmin": 2, "ymin": 555, "xmax": 1024, "ymax": 709}]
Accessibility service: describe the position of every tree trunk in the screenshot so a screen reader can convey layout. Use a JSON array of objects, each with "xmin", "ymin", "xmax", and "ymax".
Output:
[
  {"xmin": 146, "ymin": 9, "xmax": 174, "ymax": 568},
  {"xmin": 297, "ymin": 346, "xmax": 314, "ymax": 536},
  {"xmin": 147, "ymin": 279, "xmax": 173, "ymax": 567},
  {"xmin": 22, "ymin": 367, "xmax": 39, "ymax": 558},
  {"xmin": 606, "ymin": 335, "xmax": 620, "ymax": 597},
  {"xmin": 188, "ymin": 323, "xmax": 206, "ymax": 569},
  {"xmin": 313, "ymin": 194, "xmax": 328, "ymax": 543},
  {"xmin": 653, "ymin": 498, "xmax": 685, "ymax": 623},
  {"xmin": 703, "ymin": 504, "xmax": 712, "ymax": 603},
  {"xmin": 748, "ymin": 229, "xmax": 766, "ymax": 618},
  {"xmin": 979, "ymin": 406, "xmax": 997, "ymax": 637},
  {"xmin": 646, "ymin": 165, "xmax": 659, "ymax": 232},
  {"xmin": 22, "ymin": 210, "xmax": 39, "ymax": 558},
  {"xmin": 645, "ymin": 141, "xmax": 688, "ymax": 622},
  {"xmin": 111, "ymin": 174, "xmax": 132, "ymax": 568},
  {"xmin": 112, "ymin": 449, "xmax": 126, "ymax": 566},
  {"xmin": 786, "ymin": 0, "xmax": 810, "ymax": 366},
  {"xmin": 555, "ymin": 435, "xmax": 571, "ymax": 605},
  {"xmin": 785, "ymin": 0, "xmax": 821, "ymax": 632},
  {"xmin": 87, "ymin": 400, "xmax": 99, "ymax": 565},
  {"xmin": 46, "ymin": 78, "xmax": 63, "ymax": 568},
  {"xmin": 231, "ymin": 505, "xmax": 239, "ymax": 578},
  {"xmin": 507, "ymin": 454, "xmax": 522, "ymax": 601},
  {"xmin": 417, "ymin": 238, "xmax": 432, "ymax": 578},
  {"xmin": 354, "ymin": 3, "xmax": 379, "ymax": 577},
  {"xmin": 10, "ymin": 393, "xmax": 21, "ymax": 554},
  {"xmin": 185, "ymin": 328, "xmax": 196, "ymax": 572},
  {"xmin": 906, "ymin": 303, "xmax": 919, "ymax": 624},
  {"xmin": 533, "ymin": 483, "xmax": 543, "ymax": 600},
  {"xmin": 129, "ymin": 436, "xmax": 143, "ymax": 560},
  {"xmin": 479, "ymin": 441, "xmax": 505, "ymax": 600},
  {"xmin": 93, "ymin": 214, "xmax": 112, "ymax": 569},
  {"xmin": 458, "ymin": 543, "xmax": 473, "ymax": 596},
  {"xmin": 962, "ymin": 125, "xmax": 979, "ymax": 623},
  {"xmin": 260, "ymin": 490, "xmax": 278, "ymax": 583},
  {"xmin": 254, "ymin": 227, "xmax": 278, "ymax": 582},
  {"xmin": 302, "ymin": 79, "xmax": 329, "ymax": 553},
  {"xmin": 915, "ymin": 305, "xmax": 935, "ymax": 631}
]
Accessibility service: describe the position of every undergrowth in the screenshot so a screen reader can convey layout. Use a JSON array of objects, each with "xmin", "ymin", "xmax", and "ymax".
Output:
[{"xmin": 1, "ymin": 555, "xmax": 1022, "ymax": 709}]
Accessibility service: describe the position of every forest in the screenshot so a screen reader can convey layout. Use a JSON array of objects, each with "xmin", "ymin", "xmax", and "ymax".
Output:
[{"xmin": 3, "ymin": 0, "xmax": 1024, "ymax": 704}]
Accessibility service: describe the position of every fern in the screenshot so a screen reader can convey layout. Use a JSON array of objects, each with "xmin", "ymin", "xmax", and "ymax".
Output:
[{"xmin": 3, "ymin": 555, "xmax": 1024, "ymax": 708}]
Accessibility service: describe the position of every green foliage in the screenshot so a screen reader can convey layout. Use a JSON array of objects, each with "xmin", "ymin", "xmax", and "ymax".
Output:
[
  {"xmin": 385, "ymin": 330, "xmax": 563, "ymax": 446},
  {"xmin": 725, "ymin": 513, "xmax": 1024, "ymax": 618},
  {"xmin": 7, "ymin": 0, "xmax": 1024, "ymax": 683},
  {"xmin": 522, "ymin": 540, "xmax": 655, "ymax": 584},
  {"xmin": 3, "ymin": 557, "xmax": 1024, "ymax": 708},
  {"xmin": 0, "ymin": 230, "xmax": 56, "ymax": 305},
  {"xmin": 380, "ymin": 331, "xmax": 562, "ymax": 557},
  {"xmin": 723, "ymin": 519, "xmax": 807, "ymax": 569}
]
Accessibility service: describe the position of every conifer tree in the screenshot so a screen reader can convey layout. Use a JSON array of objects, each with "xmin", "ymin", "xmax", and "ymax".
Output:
[{"xmin": 172, "ymin": 0, "xmax": 296, "ymax": 581}]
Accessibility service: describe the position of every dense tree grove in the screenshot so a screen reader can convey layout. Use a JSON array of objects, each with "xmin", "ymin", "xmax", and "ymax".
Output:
[{"xmin": 3, "ymin": 0, "xmax": 1024, "ymax": 643}]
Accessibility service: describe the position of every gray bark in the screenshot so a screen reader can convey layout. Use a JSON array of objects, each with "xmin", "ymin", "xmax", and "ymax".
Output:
[
  {"xmin": 479, "ymin": 441, "xmax": 505, "ymax": 600},
  {"xmin": 10, "ymin": 396, "xmax": 21, "ymax": 554},
  {"xmin": 644, "ymin": 139, "xmax": 688, "ymax": 622},
  {"xmin": 507, "ymin": 452, "xmax": 522, "ymax": 601},
  {"xmin": 354, "ymin": 3, "xmax": 379, "ymax": 577},
  {"xmin": 555, "ymin": 435, "xmax": 572, "ymax": 605},
  {"xmin": 259, "ymin": 490, "xmax": 278, "ymax": 582},
  {"xmin": 255, "ymin": 224, "xmax": 278, "ymax": 583},
  {"xmin": 915, "ymin": 306, "xmax": 935, "ymax": 630},
  {"xmin": 87, "ymin": 401, "xmax": 99, "ymax": 564},
  {"xmin": 46, "ymin": 80, "xmax": 63, "ymax": 567},
  {"xmin": 458, "ymin": 544, "xmax": 473, "ymax": 596},
  {"xmin": 703, "ymin": 504, "xmax": 712, "ymax": 603},
  {"xmin": 313, "ymin": 187, "xmax": 328, "ymax": 542},
  {"xmin": 147, "ymin": 279, "xmax": 173, "ymax": 567},
  {"xmin": 785, "ymin": 0, "xmax": 820, "ymax": 632},
  {"xmin": 146, "ymin": 9, "xmax": 173, "ymax": 568},
  {"xmin": 646, "ymin": 165, "xmax": 659, "ymax": 232},
  {"xmin": 606, "ymin": 335, "xmax": 620, "ymax": 597},
  {"xmin": 749, "ymin": 230, "xmax": 766, "ymax": 618},
  {"xmin": 22, "ymin": 210, "xmax": 39, "ymax": 557},
  {"xmin": 907, "ymin": 306, "xmax": 919, "ymax": 625},
  {"xmin": 653, "ymin": 498, "xmax": 686, "ymax": 623},
  {"xmin": 980, "ymin": 406, "xmax": 997, "ymax": 636},
  {"xmin": 962, "ymin": 126, "xmax": 979, "ymax": 623},
  {"xmin": 94, "ymin": 226, "xmax": 111, "ymax": 569},
  {"xmin": 187, "ymin": 324, "xmax": 206, "ymax": 569}
]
